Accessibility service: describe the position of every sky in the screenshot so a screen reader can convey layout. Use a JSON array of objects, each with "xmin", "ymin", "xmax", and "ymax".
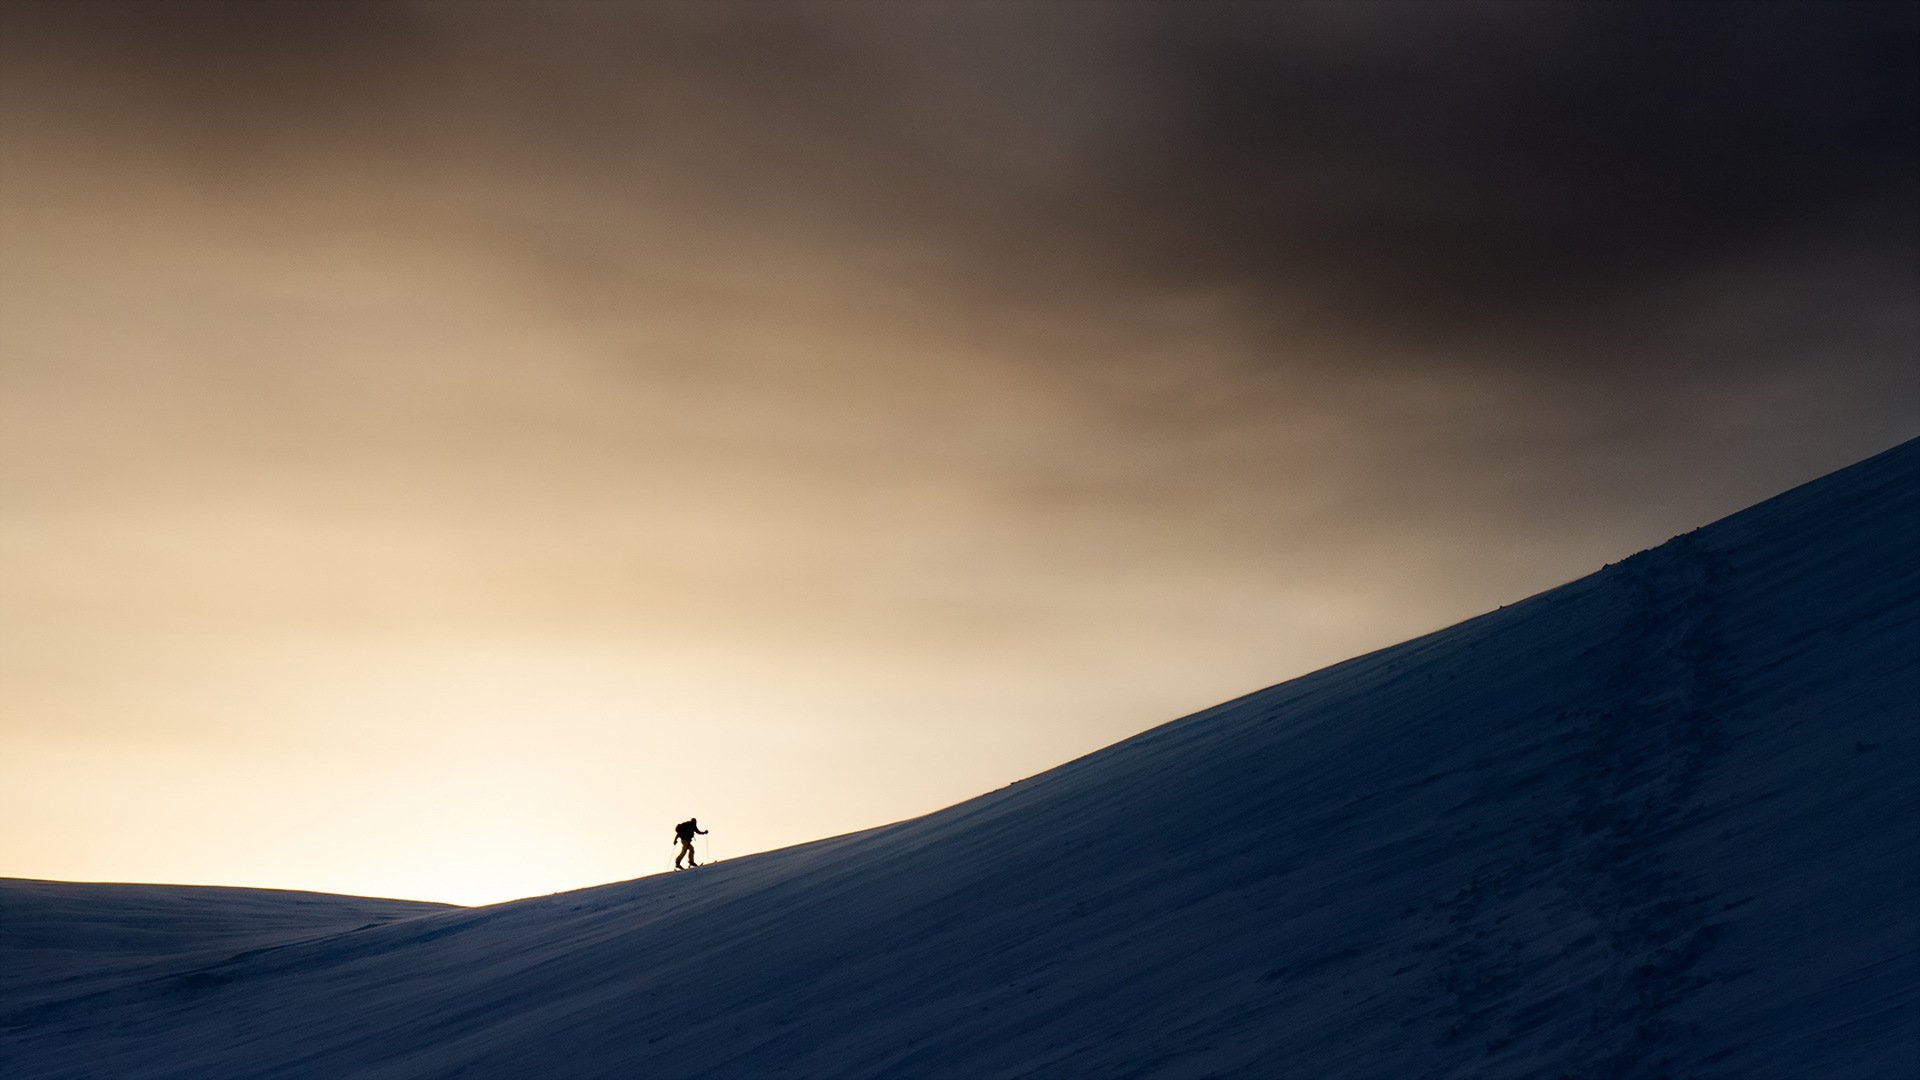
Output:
[{"xmin": 2, "ymin": 1, "xmax": 1915, "ymax": 906}]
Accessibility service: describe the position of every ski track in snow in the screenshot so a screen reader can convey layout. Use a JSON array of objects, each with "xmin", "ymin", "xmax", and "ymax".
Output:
[
  {"xmin": 1409, "ymin": 535, "xmax": 1736, "ymax": 1078},
  {"xmin": 3, "ymin": 438, "xmax": 1917, "ymax": 1079}
]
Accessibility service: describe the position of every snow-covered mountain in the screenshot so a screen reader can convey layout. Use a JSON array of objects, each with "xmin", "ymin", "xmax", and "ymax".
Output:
[{"xmin": 4, "ymin": 438, "xmax": 1916, "ymax": 1079}]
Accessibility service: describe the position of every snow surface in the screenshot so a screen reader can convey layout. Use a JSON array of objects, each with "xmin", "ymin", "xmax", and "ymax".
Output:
[{"xmin": 3, "ymin": 438, "xmax": 1917, "ymax": 1079}]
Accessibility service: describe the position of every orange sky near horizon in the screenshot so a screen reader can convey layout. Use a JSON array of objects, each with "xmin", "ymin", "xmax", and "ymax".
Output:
[{"xmin": 3, "ymin": 1, "xmax": 1914, "ymax": 905}]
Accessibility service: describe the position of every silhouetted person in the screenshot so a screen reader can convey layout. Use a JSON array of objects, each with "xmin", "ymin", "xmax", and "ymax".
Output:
[{"xmin": 674, "ymin": 817, "xmax": 707, "ymax": 869}]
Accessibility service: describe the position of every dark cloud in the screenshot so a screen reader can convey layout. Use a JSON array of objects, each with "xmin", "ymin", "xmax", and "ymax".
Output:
[
  {"xmin": 1108, "ymin": 3, "xmax": 1919, "ymax": 352},
  {"xmin": 5, "ymin": 0, "xmax": 1914, "ymax": 425}
]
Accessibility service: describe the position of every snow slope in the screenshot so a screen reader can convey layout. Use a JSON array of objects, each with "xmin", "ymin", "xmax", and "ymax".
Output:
[
  {"xmin": 3, "ymin": 438, "xmax": 1916, "ymax": 1079},
  {"xmin": 0, "ymin": 882, "xmax": 447, "ymax": 1005}
]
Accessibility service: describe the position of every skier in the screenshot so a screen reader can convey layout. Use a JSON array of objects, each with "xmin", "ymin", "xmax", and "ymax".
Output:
[{"xmin": 673, "ymin": 817, "xmax": 707, "ymax": 870}]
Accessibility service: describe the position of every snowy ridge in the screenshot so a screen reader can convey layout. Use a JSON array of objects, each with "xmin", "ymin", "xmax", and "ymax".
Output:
[{"xmin": 3, "ymin": 438, "xmax": 1917, "ymax": 1078}]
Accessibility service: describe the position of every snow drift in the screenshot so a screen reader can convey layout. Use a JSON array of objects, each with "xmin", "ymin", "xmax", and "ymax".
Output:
[{"xmin": 4, "ymin": 438, "xmax": 1917, "ymax": 1079}]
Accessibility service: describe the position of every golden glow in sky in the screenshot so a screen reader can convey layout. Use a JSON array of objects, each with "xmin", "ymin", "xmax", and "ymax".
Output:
[{"xmin": 3, "ymin": 2, "xmax": 1914, "ymax": 904}]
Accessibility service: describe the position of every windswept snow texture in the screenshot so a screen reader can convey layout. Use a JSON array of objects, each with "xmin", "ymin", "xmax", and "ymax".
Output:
[{"xmin": 5, "ymin": 439, "xmax": 1918, "ymax": 1079}]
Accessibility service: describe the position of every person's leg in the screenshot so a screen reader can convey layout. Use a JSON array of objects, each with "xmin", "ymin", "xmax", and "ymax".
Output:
[{"xmin": 676, "ymin": 840, "xmax": 689, "ymax": 868}]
